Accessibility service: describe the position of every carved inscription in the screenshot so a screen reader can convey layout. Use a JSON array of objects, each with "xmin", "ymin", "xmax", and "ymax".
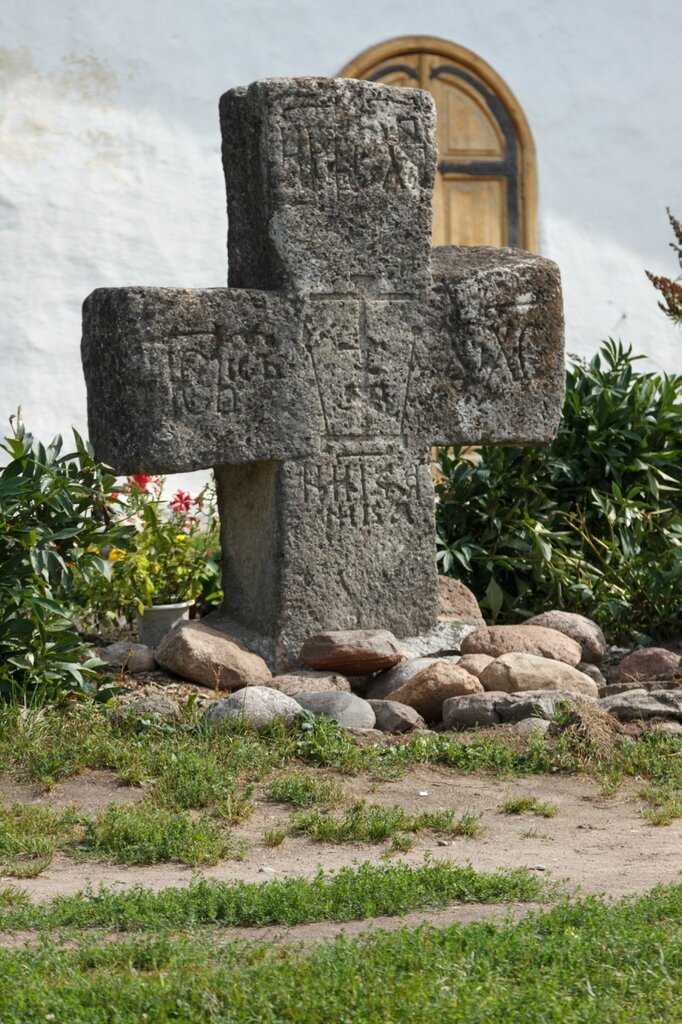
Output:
[
  {"xmin": 274, "ymin": 98, "xmax": 431, "ymax": 201},
  {"xmin": 439, "ymin": 293, "xmax": 546, "ymax": 393},
  {"xmin": 141, "ymin": 328, "xmax": 289, "ymax": 418},
  {"xmin": 292, "ymin": 454, "xmax": 428, "ymax": 533},
  {"xmin": 304, "ymin": 298, "xmax": 418, "ymax": 440}
]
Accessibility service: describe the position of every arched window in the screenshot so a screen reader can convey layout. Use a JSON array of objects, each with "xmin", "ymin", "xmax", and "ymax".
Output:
[{"xmin": 339, "ymin": 36, "xmax": 538, "ymax": 251}]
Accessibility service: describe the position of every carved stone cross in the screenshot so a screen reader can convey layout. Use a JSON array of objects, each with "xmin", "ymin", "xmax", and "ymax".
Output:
[{"xmin": 82, "ymin": 77, "xmax": 564, "ymax": 669}]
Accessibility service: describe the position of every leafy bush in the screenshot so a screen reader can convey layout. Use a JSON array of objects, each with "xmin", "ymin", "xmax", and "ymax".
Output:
[
  {"xmin": 0, "ymin": 417, "xmax": 126, "ymax": 702},
  {"xmin": 435, "ymin": 340, "xmax": 682, "ymax": 639},
  {"xmin": 81, "ymin": 474, "xmax": 222, "ymax": 627}
]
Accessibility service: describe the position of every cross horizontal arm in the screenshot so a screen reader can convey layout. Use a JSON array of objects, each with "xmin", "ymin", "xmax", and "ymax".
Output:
[
  {"xmin": 407, "ymin": 246, "xmax": 565, "ymax": 447},
  {"xmin": 81, "ymin": 287, "xmax": 324, "ymax": 474}
]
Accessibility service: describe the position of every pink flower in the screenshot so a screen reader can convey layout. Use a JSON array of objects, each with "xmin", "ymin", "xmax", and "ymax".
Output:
[{"xmin": 170, "ymin": 489, "xmax": 192, "ymax": 513}]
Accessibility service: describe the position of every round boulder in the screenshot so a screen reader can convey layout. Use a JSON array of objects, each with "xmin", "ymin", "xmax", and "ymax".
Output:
[
  {"xmin": 480, "ymin": 653, "xmax": 598, "ymax": 696},
  {"xmin": 98, "ymin": 641, "xmax": 156, "ymax": 674},
  {"xmin": 389, "ymin": 660, "xmax": 483, "ymax": 722},
  {"xmin": 368, "ymin": 699, "xmax": 425, "ymax": 733},
  {"xmin": 438, "ymin": 577, "xmax": 485, "ymax": 625},
  {"xmin": 461, "ymin": 625, "xmax": 582, "ymax": 667},
  {"xmin": 156, "ymin": 621, "xmax": 272, "ymax": 690},
  {"xmin": 295, "ymin": 691, "xmax": 376, "ymax": 729},
  {"xmin": 457, "ymin": 654, "xmax": 495, "ymax": 679},
  {"xmin": 614, "ymin": 647, "xmax": 681, "ymax": 683},
  {"xmin": 204, "ymin": 686, "xmax": 303, "ymax": 730},
  {"xmin": 524, "ymin": 610, "xmax": 607, "ymax": 664}
]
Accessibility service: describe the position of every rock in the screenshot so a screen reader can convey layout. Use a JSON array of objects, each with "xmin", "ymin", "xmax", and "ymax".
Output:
[
  {"xmin": 652, "ymin": 721, "xmax": 682, "ymax": 736},
  {"xmin": 97, "ymin": 641, "xmax": 156, "ymax": 674},
  {"xmin": 602, "ymin": 680, "xmax": 682, "ymax": 697},
  {"xmin": 513, "ymin": 716, "xmax": 551, "ymax": 738},
  {"xmin": 366, "ymin": 657, "xmax": 439, "ymax": 700},
  {"xmin": 442, "ymin": 688, "xmax": 594, "ymax": 730},
  {"xmin": 204, "ymin": 686, "xmax": 302, "ymax": 729},
  {"xmin": 268, "ymin": 670, "xmax": 351, "ymax": 698},
  {"xmin": 613, "ymin": 647, "xmax": 681, "ymax": 683},
  {"xmin": 109, "ymin": 691, "xmax": 181, "ymax": 726},
  {"xmin": 295, "ymin": 691, "xmax": 376, "ymax": 730},
  {"xmin": 577, "ymin": 662, "xmax": 606, "ymax": 687},
  {"xmin": 499, "ymin": 689, "xmax": 597, "ymax": 723},
  {"xmin": 480, "ymin": 653, "xmax": 598, "ymax": 696},
  {"xmin": 155, "ymin": 621, "xmax": 272, "ymax": 690},
  {"xmin": 524, "ymin": 610, "xmax": 606, "ymax": 664},
  {"xmin": 457, "ymin": 654, "xmax": 495, "ymax": 678},
  {"xmin": 438, "ymin": 577, "xmax": 485, "ymax": 625},
  {"xmin": 442, "ymin": 691, "xmax": 512, "ymax": 729},
  {"xmin": 368, "ymin": 699, "xmax": 425, "ymax": 733},
  {"xmin": 388, "ymin": 661, "xmax": 483, "ymax": 722},
  {"xmin": 600, "ymin": 688, "xmax": 682, "ymax": 722},
  {"xmin": 398, "ymin": 620, "xmax": 475, "ymax": 659},
  {"xmin": 462, "ymin": 625, "xmax": 582, "ymax": 666},
  {"xmin": 300, "ymin": 629, "xmax": 404, "ymax": 675}
]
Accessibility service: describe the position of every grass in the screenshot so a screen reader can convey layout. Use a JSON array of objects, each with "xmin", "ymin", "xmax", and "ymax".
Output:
[
  {"xmin": 0, "ymin": 886, "xmax": 680, "ymax": 1022},
  {"xmin": 0, "ymin": 704, "xmax": 679, "ymax": 874},
  {"xmin": 0, "ymin": 861, "xmax": 544, "ymax": 932},
  {"xmin": 501, "ymin": 796, "xmax": 558, "ymax": 818},
  {"xmin": 640, "ymin": 784, "xmax": 682, "ymax": 826},
  {"xmin": 81, "ymin": 802, "xmax": 235, "ymax": 867},
  {"xmin": 267, "ymin": 771, "xmax": 343, "ymax": 808},
  {"xmin": 0, "ymin": 803, "xmax": 81, "ymax": 878},
  {"xmin": 291, "ymin": 802, "xmax": 484, "ymax": 844}
]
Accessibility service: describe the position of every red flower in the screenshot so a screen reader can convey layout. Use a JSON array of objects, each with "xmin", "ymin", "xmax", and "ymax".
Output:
[
  {"xmin": 170, "ymin": 489, "xmax": 192, "ymax": 513},
  {"xmin": 130, "ymin": 474, "xmax": 153, "ymax": 491}
]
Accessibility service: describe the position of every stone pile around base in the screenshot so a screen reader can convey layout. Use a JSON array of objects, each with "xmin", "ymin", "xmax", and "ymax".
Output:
[{"xmin": 101, "ymin": 585, "xmax": 681, "ymax": 735}]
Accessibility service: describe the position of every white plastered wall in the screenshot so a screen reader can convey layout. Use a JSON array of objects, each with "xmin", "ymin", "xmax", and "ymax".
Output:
[{"xmin": 1, "ymin": 0, "xmax": 680, "ymax": 490}]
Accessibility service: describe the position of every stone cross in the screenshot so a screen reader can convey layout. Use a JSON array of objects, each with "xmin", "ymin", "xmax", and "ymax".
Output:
[{"xmin": 82, "ymin": 77, "xmax": 564, "ymax": 669}]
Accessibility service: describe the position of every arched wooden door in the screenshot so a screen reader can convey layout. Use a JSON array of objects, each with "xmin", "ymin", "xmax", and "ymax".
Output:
[{"xmin": 339, "ymin": 37, "xmax": 538, "ymax": 251}]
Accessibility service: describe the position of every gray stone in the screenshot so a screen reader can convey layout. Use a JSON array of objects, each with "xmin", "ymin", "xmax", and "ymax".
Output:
[
  {"xmin": 601, "ymin": 680, "xmax": 682, "ymax": 697},
  {"xmin": 268, "ymin": 669, "xmax": 351, "ymax": 697},
  {"xmin": 578, "ymin": 662, "xmax": 606, "ymax": 687},
  {"xmin": 513, "ymin": 716, "xmax": 552, "ymax": 738},
  {"xmin": 82, "ymin": 76, "xmax": 565, "ymax": 671},
  {"xmin": 442, "ymin": 688, "xmax": 593, "ymax": 730},
  {"xmin": 524, "ymin": 610, "xmax": 606, "ymax": 664},
  {"xmin": 109, "ymin": 691, "xmax": 182, "ymax": 726},
  {"xmin": 442, "ymin": 692, "xmax": 512, "ymax": 729},
  {"xmin": 497, "ymin": 689, "xmax": 597, "ymax": 724},
  {"xmin": 295, "ymin": 691, "xmax": 376, "ymax": 730},
  {"xmin": 98, "ymin": 641, "xmax": 156, "ymax": 674},
  {"xmin": 300, "ymin": 629, "xmax": 403, "ymax": 675},
  {"xmin": 600, "ymin": 688, "xmax": 682, "ymax": 723},
  {"xmin": 398, "ymin": 621, "xmax": 476, "ymax": 659},
  {"xmin": 368, "ymin": 699, "xmax": 425, "ymax": 733},
  {"xmin": 204, "ymin": 686, "xmax": 303, "ymax": 729}
]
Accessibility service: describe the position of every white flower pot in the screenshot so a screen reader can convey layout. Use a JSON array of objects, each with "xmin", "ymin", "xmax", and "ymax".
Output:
[{"xmin": 136, "ymin": 601, "xmax": 192, "ymax": 647}]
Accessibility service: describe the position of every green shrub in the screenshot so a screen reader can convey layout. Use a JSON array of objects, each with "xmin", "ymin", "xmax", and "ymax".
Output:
[
  {"xmin": 435, "ymin": 340, "xmax": 682, "ymax": 639},
  {"xmin": 0, "ymin": 416, "xmax": 127, "ymax": 702}
]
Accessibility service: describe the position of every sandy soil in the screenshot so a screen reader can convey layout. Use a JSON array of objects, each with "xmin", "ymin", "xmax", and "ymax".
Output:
[{"xmin": 1, "ymin": 765, "xmax": 680, "ymax": 905}]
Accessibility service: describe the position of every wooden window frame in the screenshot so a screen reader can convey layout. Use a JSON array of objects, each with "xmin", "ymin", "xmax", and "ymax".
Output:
[{"xmin": 339, "ymin": 35, "xmax": 538, "ymax": 252}]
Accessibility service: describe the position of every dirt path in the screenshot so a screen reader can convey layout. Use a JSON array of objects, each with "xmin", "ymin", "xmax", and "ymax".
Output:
[
  {"xmin": 2, "ymin": 767, "xmax": 680, "ymax": 903},
  {"xmin": 0, "ymin": 901, "xmax": 542, "ymax": 950}
]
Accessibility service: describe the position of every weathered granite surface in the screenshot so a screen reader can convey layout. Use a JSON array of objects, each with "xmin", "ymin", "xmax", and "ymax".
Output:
[{"xmin": 81, "ymin": 77, "xmax": 565, "ymax": 670}]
